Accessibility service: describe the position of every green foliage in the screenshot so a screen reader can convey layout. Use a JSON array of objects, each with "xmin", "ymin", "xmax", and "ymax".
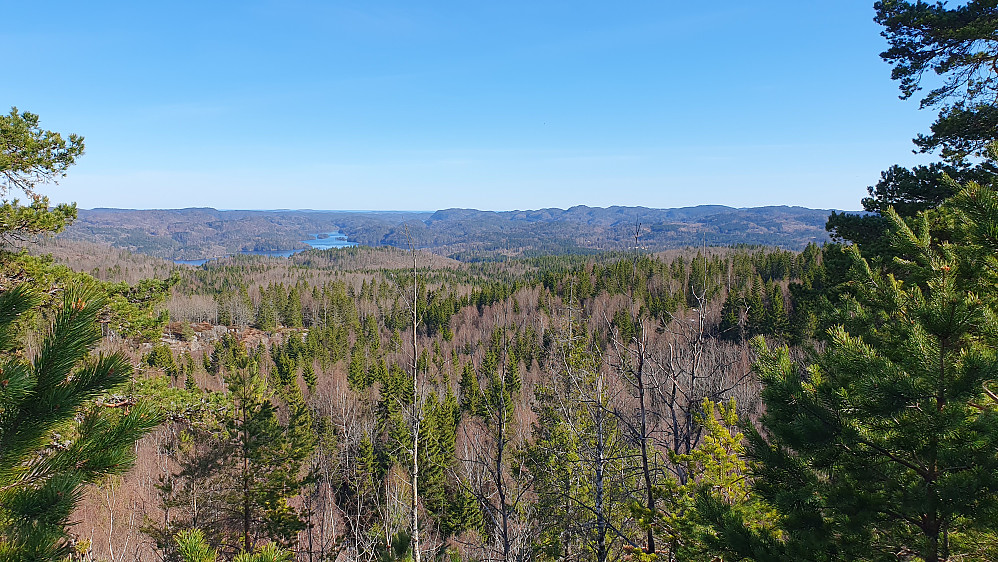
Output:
[
  {"xmin": 864, "ymin": 163, "xmax": 995, "ymax": 218},
  {"xmin": 150, "ymin": 341, "xmax": 315, "ymax": 558},
  {"xmin": 525, "ymin": 323, "xmax": 635, "ymax": 562},
  {"xmin": 223, "ymin": 358, "xmax": 315, "ymax": 553},
  {"xmin": 19, "ymin": 212, "xmax": 850, "ymax": 559},
  {"xmin": 875, "ymin": 0, "xmax": 998, "ymax": 161},
  {"xmin": 254, "ymin": 299, "xmax": 276, "ymax": 331},
  {"xmin": 174, "ymin": 528, "xmax": 293, "ymax": 562},
  {"xmin": 375, "ymin": 362, "xmax": 415, "ymax": 467},
  {"xmin": 374, "ymin": 531, "xmax": 413, "ymax": 562},
  {"xmin": 717, "ymin": 288, "xmax": 743, "ymax": 341},
  {"xmin": 0, "ymin": 108, "xmax": 83, "ymax": 198},
  {"xmin": 282, "ymin": 286, "xmax": 302, "ymax": 328},
  {"xmin": 175, "ymin": 529, "xmax": 218, "ymax": 562},
  {"xmin": 827, "ymin": 2, "xmax": 998, "ymax": 260},
  {"xmin": 627, "ymin": 399, "xmax": 775, "ymax": 562},
  {"xmin": 724, "ymin": 183, "xmax": 998, "ymax": 562},
  {"xmin": 0, "ymin": 107, "xmax": 84, "ymax": 242},
  {"xmin": 232, "ymin": 543, "xmax": 293, "ymax": 562},
  {"xmin": 347, "ymin": 345, "xmax": 370, "ymax": 390},
  {"xmin": 418, "ymin": 391, "xmax": 463, "ymax": 535},
  {"xmin": 0, "ymin": 198, "xmax": 77, "ymax": 242},
  {"xmin": 0, "ymin": 285, "xmax": 159, "ymax": 561},
  {"xmin": 687, "ymin": 251, "xmax": 722, "ymax": 307},
  {"xmin": 458, "ymin": 361, "xmax": 482, "ymax": 415},
  {"xmin": 105, "ymin": 275, "xmax": 175, "ymax": 341},
  {"xmin": 764, "ymin": 283, "xmax": 789, "ymax": 341},
  {"xmin": 270, "ymin": 331, "xmax": 316, "ymax": 388},
  {"xmin": 0, "ymin": 251, "xmax": 171, "ymax": 343},
  {"xmin": 681, "ymin": 400, "xmax": 753, "ymax": 511},
  {"xmin": 146, "ymin": 344, "xmax": 179, "ymax": 377},
  {"xmin": 826, "ymin": 162, "xmax": 996, "ymax": 256}
]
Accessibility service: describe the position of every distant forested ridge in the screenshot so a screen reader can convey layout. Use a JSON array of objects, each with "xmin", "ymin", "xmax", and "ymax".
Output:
[
  {"xmin": 10, "ymin": 2, "xmax": 998, "ymax": 560},
  {"xmin": 61, "ymin": 204, "xmax": 835, "ymax": 261}
]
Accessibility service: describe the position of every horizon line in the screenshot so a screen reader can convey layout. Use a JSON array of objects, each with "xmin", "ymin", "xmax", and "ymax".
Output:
[{"xmin": 78, "ymin": 203, "xmax": 855, "ymax": 213}]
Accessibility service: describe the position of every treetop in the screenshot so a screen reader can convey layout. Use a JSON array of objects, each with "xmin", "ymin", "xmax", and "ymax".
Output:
[{"xmin": 0, "ymin": 107, "xmax": 84, "ymax": 199}]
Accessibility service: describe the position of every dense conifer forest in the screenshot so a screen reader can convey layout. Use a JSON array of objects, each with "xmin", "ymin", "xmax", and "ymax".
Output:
[{"xmin": 4, "ymin": 2, "xmax": 998, "ymax": 561}]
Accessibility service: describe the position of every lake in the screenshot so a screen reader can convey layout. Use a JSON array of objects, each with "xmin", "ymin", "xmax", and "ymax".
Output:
[{"xmin": 174, "ymin": 231, "xmax": 357, "ymax": 266}]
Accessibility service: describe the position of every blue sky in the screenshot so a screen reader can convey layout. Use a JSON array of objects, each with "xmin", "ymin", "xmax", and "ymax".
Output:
[{"xmin": 4, "ymin": 1, "xmax": 939, "ymax": 211}]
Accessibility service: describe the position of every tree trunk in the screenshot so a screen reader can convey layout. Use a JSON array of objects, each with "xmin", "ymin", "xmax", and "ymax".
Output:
[
  {"xmin": 410, "ymin": 242, "xmax": 422, "ymax": 562},
  {"xmin": 242, "ymin": 400, "xmax": 251, "ymax": 553},
  {"xmin": 636, "ymin": 336, "xmax": 656, "ymax": 555}
]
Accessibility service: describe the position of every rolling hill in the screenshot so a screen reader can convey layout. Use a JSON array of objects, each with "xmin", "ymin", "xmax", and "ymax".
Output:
[{"xmin": 60, "ymin": 204, "xmax": 839, "ymax": 261}]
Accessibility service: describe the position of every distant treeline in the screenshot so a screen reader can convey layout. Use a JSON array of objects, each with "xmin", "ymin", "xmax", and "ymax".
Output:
[{"xmin": 61, "ymin": 205, "xmax": 834, "ymax": 261}]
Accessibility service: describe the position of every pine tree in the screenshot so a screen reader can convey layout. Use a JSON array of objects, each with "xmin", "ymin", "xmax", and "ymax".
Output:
[
  {"xmin": 415, "ymin": 395, "xmax": 449, "ymax": 533},
  {"xmin": 711, "ymin": 183, "xmax": 998, "ymax": 561},
  {"xmin": 763, "ymin": 282, "xmax": 788, "ymax": 340},
  {"xmin": 155, "ymin": 344, "xmax": 315, "ymax": 558},
  {"xmin": 255, "ymin": 298, "xmax": 277, "ymax": 331},
  {"xmin": 347, "ymin": 346, "xmax": 368, "ymax": 390},
  {"xmin": 628, "ymin": 399, "xmax": 774, "ymax": 562},
  {"xmin": 282, "ymin": 286, "xmax": 303, "ymax": 328},
  {"xmin": 174, "ymin": 529, "xmax": 293, "ymax": 562},
  {"xmin": 223, "ymin": 358, "xmax": 315, "ymax": 554},
  {"xmin": 0, "ymin": 285, "xmax": 159, "ymax": 561},
  {"xmin": 0, "ymin": 108, "xmax": 82, "ymax": 243}
]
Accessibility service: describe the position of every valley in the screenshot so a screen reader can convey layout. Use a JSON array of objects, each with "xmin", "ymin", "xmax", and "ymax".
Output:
[{"xmin": 61, "ymin": 204, "xmax": 836, "ymax": 262}]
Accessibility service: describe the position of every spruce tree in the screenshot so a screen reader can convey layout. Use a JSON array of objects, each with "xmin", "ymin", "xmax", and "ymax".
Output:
[
  {"xmin": 461, "ymin": 327, "xmax": 530, "ymax": 562},
  {"xmin": 718, "ymin": 288, "xmax": 743, "ymax": 342}
]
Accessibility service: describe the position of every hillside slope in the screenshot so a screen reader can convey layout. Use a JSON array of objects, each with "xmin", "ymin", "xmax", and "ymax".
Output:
[{"xmin": 61, "ymin": 204, "xmax": 837, "ymax": 260}]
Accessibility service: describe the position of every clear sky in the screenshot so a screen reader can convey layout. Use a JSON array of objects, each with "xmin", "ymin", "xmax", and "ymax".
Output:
[{"xmin": 4, "ymin": 1, "xmax": 940, "ymax": 212}]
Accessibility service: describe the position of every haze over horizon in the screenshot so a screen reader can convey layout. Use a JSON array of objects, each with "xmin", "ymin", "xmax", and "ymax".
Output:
[
  {"xmin": 79, "ymin": 202, "xmax": 849, "ymax": 214},
  {"xmin": 6, "ymin": 2, "xmax": 935, "ymax": 212}
]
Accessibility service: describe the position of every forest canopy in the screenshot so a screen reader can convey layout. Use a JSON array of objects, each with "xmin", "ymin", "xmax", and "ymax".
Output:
[{"xmin": 3, "ymin": 3, "xmax": 998, "ymax": 562}]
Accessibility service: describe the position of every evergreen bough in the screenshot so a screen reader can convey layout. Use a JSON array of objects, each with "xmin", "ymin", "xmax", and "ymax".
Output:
[
  {"xmin": 174, "ymin": 528, "xmax": 292, "ymax": 562},
  {"xmin": 0, "ymin": 284, "xmax": 159, "ymax": 561},
  {"xmin": 709, "ymin": 182, "xmax": 998, "ymax": 561}
]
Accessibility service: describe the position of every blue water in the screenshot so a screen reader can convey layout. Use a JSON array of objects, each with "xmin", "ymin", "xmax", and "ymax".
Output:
[
  {"xmin": 174, "ymin": 231, "xmax": 357, "ymax": 266},
  {"xmin": 304, "ymin": 232, "xmax": 358, "ymax": 250}
]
